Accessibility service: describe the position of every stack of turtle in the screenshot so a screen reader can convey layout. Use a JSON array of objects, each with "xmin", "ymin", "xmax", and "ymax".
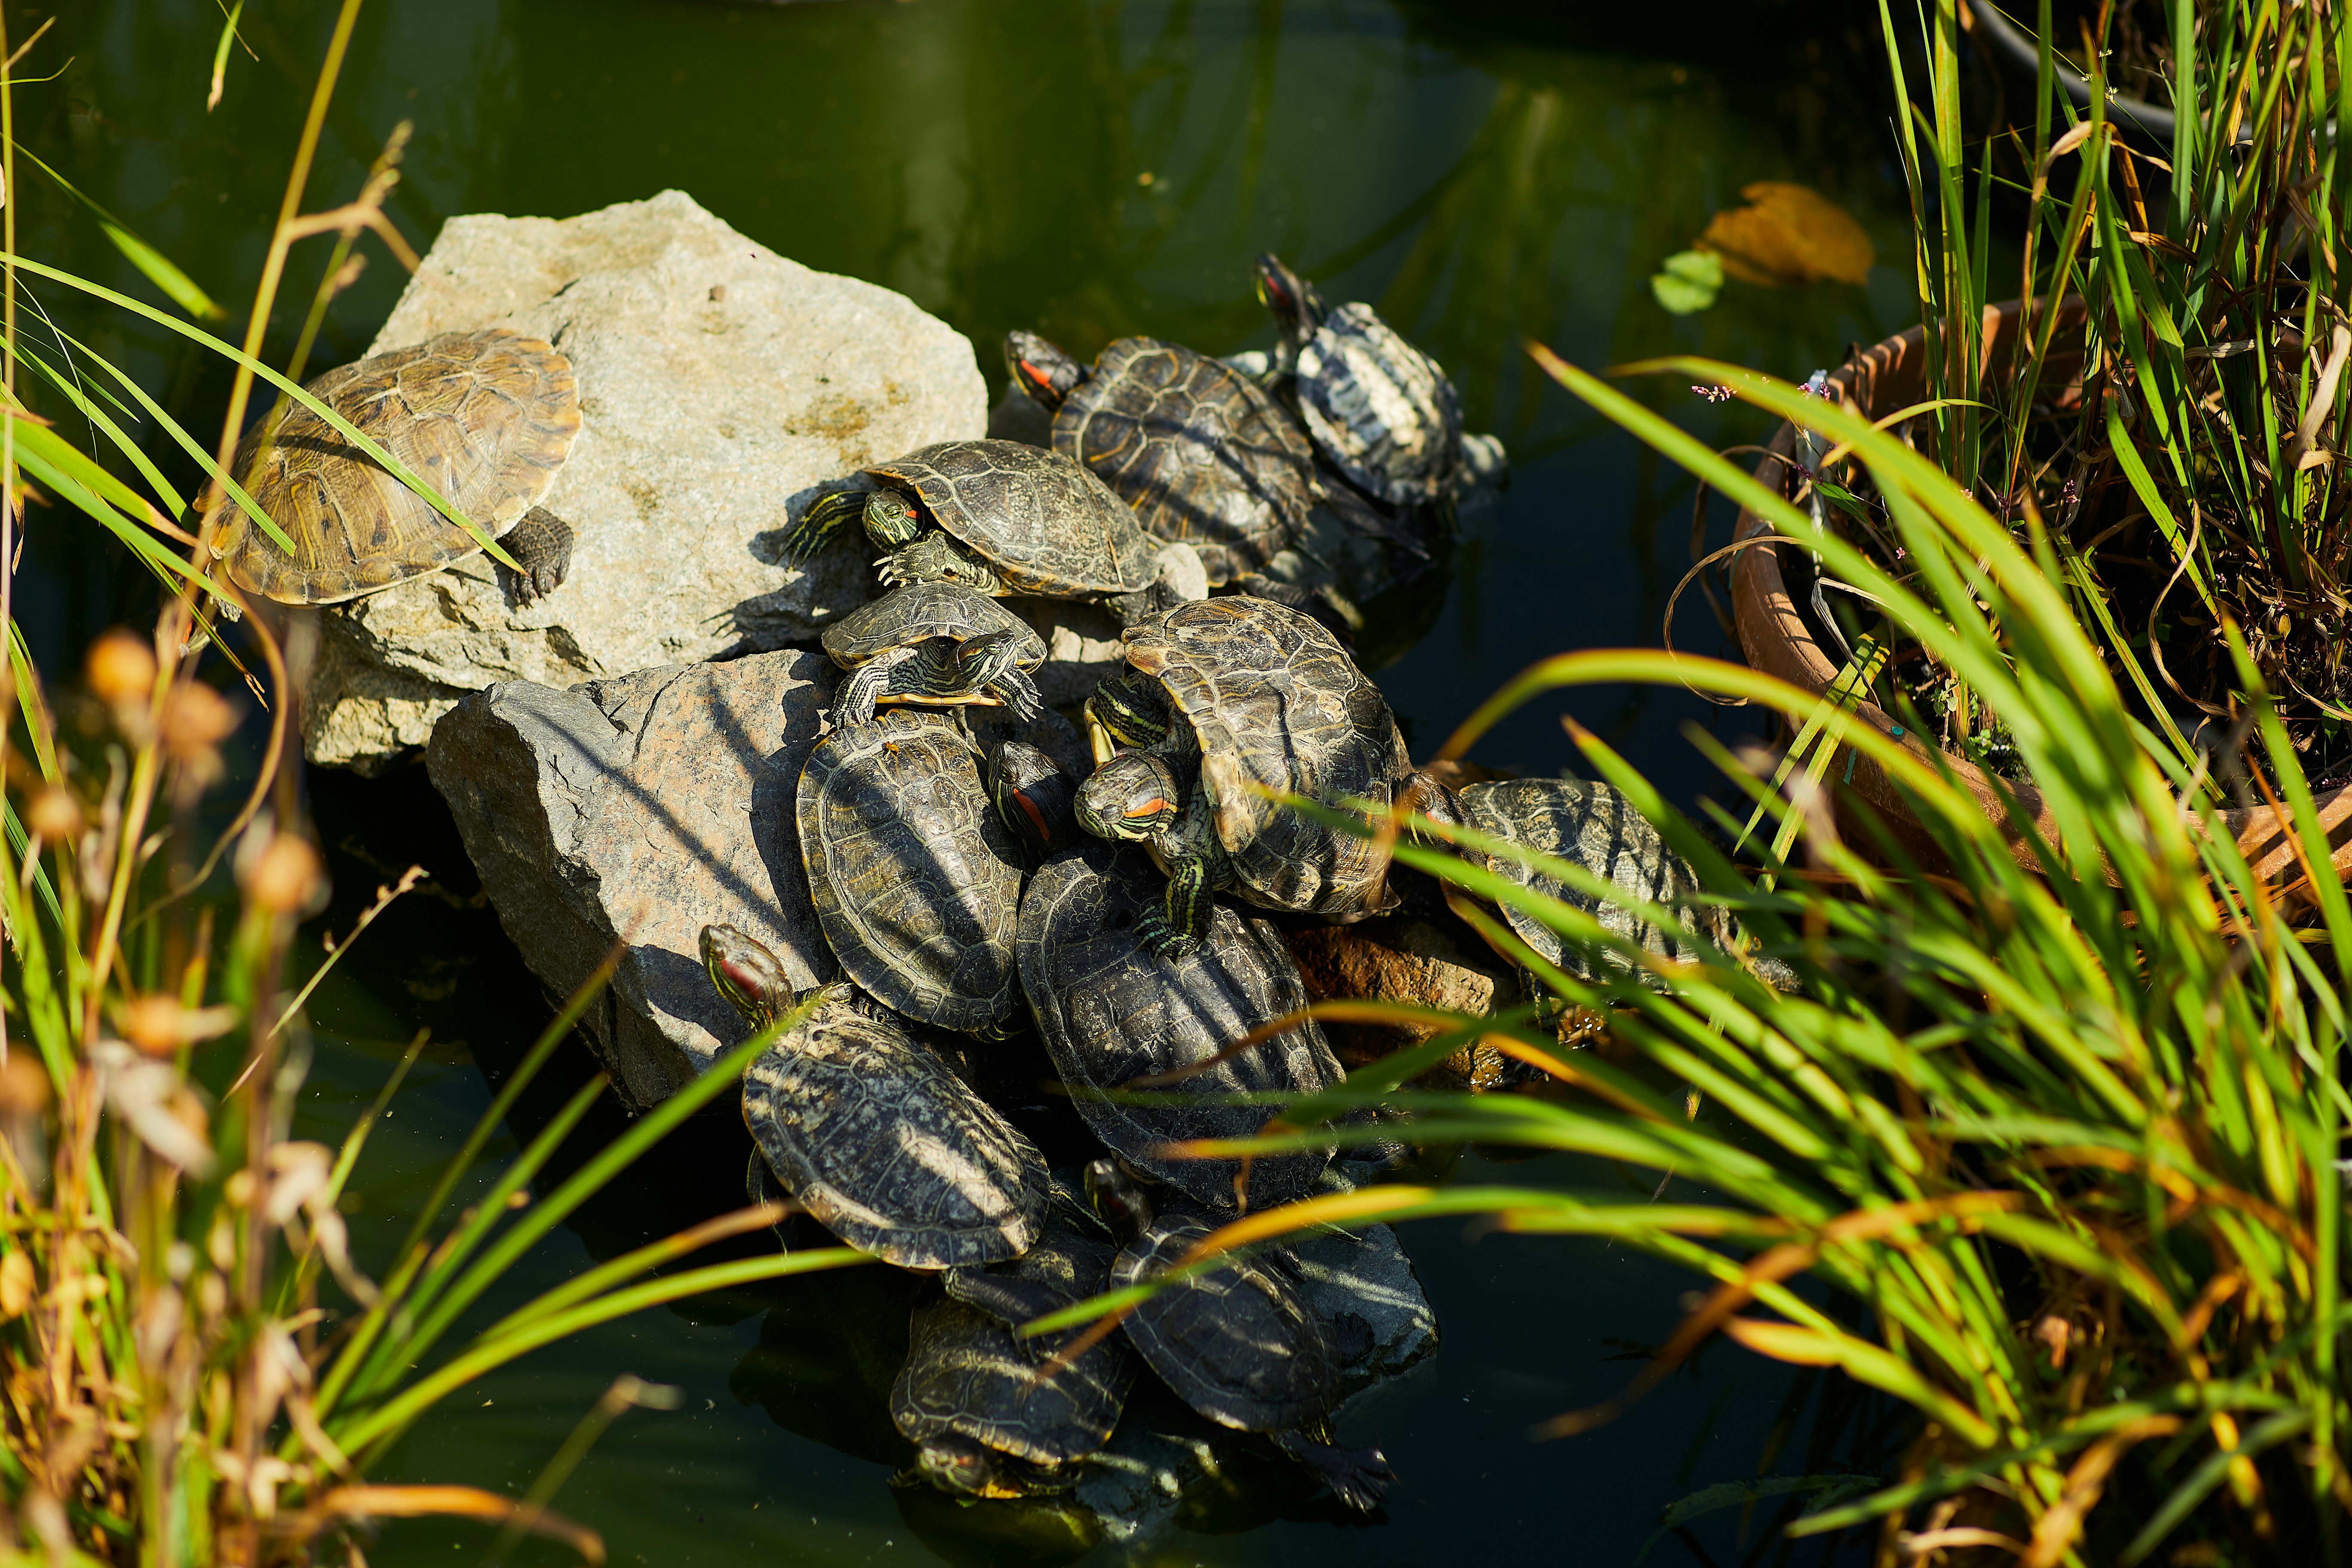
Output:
[{"xmin": 702, "ymin": 562, "xmax": 1421, "ymax": 1511}]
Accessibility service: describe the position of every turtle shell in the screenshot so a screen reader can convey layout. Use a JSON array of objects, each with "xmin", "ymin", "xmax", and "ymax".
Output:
[
  {"xmin": 870, "ymin": 439, "xmax": 1161, "ymax": 597},
  {"xmin": 741, "ymin": 987, "xmax": 1050, "ymax": 1269},
  {"xmin": 212, "ymin": 328, "xmax": 580, "ymax": 604},
  {"xmin": 821, "ymin": 580, "xmax": 1047, "ymax": 670},
  {"xmin": 1016, "ymin": 839, "xmax": 1341, "ymax": 1210},
  {"xmin": 1122, "ymin": 595, "xmax": 1409, "ymax": 919},
  {"xmin": 798, "ymin": 714, "xmax": 1026, "ymax": 1032},
  {"xmin": 1456, "ymin": 778, "xmax": 1726, "ymax": 986},
  {"xmin": 1054, "ymin": 337, "xmax": 1316, "ymax": 586},
  {"xmin": 1295, "ymin": 303, "xmax": 1463, "ymax": 508},
  {"xmin": 891, "ymin": 1229, "xmax": 1134, "ymax": 1473},
  {"xmin": 1114, "ymin": 1211, "xmax": 1339, "ymax": 1433}
]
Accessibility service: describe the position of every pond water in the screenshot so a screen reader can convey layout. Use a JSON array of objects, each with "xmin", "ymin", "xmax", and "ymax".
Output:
[{"xmin": 28, "ymin": 1, "xmax": 1918, "ymax": 1561}]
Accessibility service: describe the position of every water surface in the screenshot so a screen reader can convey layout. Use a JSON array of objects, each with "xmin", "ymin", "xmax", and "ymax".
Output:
[{"xmin": 28, "ymin": 1, "xmax": 1911, "ymax": 1560}]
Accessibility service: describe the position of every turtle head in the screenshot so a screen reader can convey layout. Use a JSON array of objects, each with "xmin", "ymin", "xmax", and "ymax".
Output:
[
  {"xmin": 954, "ymin": 629, "xmax": 1030, "ymax": 692},
  {"xmin": 915, "ymin": 1436, "xmax": 1023, "ymax": 1500},
  {"xmin": 1084, "ymin": 670, "xmax": 1172, "ymax": 750},
  {"xmin": 1074, "ymin": 751, "xmax": 1182, "ymax": 843},
  {"xmin": 985, "ymin": 740, "xmax": 1077, "ymax": 854},
  {"xmin": 1254, "ymin": 253, "xmax": 1328, "ymax": 349},
  {"xmin": 1004, "ymin": 331, "xmax": 1085, "ymax": 413},
  {"xmin": 701, "ymin": 925, "xmax": 796, "ymax": 1033},
  {"xmin": 861, "ymin": 487, "xmax": 925, "ymax": 549},
  {"xmin": 1083, "ymin": 1158, "xmax": 1154, "ymax": 1240}
]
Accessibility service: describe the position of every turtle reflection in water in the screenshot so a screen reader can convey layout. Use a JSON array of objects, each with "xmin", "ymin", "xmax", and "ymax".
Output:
[
  {"xmin": 203, "ymin": 327, "xmax": 582, "ymax": 606},
  {"xmin": 891, "ymin": 1226, "xmax": 1136, "ymax": 1498},
  {"xmin": 702, "ymin": 925, "xmax": 1050, "ymax": 1270},
  {"xmin": 1087, "ymin": 1160, "xmax": 1394, "ymax": 1512}
]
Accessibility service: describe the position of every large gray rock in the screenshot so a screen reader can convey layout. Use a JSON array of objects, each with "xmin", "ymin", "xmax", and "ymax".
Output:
[
  {"xmin": 426, "ymin": 649, "xmax": 838, "ymax": 1110},
  {"xmin": 308, "ymin": 190, "xmax": 987, "ymax": 772}
]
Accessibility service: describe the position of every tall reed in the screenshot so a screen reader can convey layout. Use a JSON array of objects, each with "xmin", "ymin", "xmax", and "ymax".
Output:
[
  {"xmin": 0, "ymin": 12, "xmax": 865, "ymax": 1562},
  {"xmin": 1041, "ymin": 349, "xmax": 2351, "ymax": 1565}
]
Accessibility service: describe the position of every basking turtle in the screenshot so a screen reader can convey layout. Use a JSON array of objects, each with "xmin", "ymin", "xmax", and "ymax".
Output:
[
  {"xmin": 1087, "ymin": 1161, "xmax": 1394, "ymax": 1512},
  {"xmin": 703, "ymin": 925, "xmax": 1051, "ymax": 1269},
  {"xmin": 1003, "ymin": 332, "xmax": 1320, "ymax": 586},
  {"xmin": 1074, "ymin": 595, "xmax": 1410, "ymax": 956},
  {"xmin": 821, "ymin": 581, "xmax": 1047, "ymax": 727},
  {"xmin": 1417, "ymin": 775, "xmax": 1799, "ymax": 1010},
  {"xmin": 892, "ymin": 1225, "xmax": 1136, "ymax": 1497},
  {"xmin": 204, "ymin": 327, "xmax": 582, "ymax": 605},
  {"xmin": 984, "ymin": 738, "xmax": 1080, "ymax": 857},
  {"xmin": 1256, "ymin": 254, "xmax": 1507, "ymax": 510},
  {"xmin": 1016, "ymin": 839, "xmax": 1342, "ymax": 1210},
  {"xmin": 780, "ymin": 438, "xmax": 1189, "ymax": 610},
  {"xmin": 798, "ymin": 714, "xmax": 1027, "ymax": 1034}
]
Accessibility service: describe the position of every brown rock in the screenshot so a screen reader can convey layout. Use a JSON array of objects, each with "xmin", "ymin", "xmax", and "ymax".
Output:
[{"xmin": 1280, "ymin": 913, "xmax": 1523, "ymax": 1090}]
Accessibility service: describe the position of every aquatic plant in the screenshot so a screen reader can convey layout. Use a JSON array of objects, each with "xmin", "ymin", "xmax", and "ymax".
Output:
[
  {"xmin": 0, "ymin": 8, "xmax": 865, "ymax": 1562},
  {"xmin": 1809, "ymin": 0, "xmax": 2351, "ymax": 774},
  {"xmin": 1039, "ymin": 349, "xmax": 2350, "ymax": 1564}
]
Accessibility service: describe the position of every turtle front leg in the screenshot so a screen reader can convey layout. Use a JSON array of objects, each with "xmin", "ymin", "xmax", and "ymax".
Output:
[
  {"xmin": 983, "ymin": 664, "xmax": 1044, "ymax": 723},
  {"xmin": 499, "ymin": 506, "xmax": 576, "ymax": 605},
  {"xmin": 781, "ymin": 490, "xmax": 867, "ymax": 568},
  {"xmin": 832, "ymin": 646, "xmax": 917, "ymax": 727},
  {"xmin": 877, "ymin": 532, "xmax": 1010, "ymax": 594},
  {"xmin": 1138, "ymin": 854, "xmax": 1213, "ymax": 960}
]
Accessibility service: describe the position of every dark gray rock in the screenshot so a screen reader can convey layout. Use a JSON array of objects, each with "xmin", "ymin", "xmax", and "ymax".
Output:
[{"xmin": 426, "ymin": 649, "xmax": 837, "ymax": 1109}]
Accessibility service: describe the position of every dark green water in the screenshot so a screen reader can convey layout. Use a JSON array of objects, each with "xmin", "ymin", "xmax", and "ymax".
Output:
[{"xmin": 26, "ymin": 1, "xmax": 1913, "ymax": 1561}]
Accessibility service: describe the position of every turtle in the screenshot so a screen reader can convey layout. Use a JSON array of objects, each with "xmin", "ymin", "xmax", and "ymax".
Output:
[
  {"xmin": 1412, "ymin": 775, "xmax": 1800, "ymax": 1017},
  {"xmin": 821, "ymin": 581, "xmax": 1047, "ymax": 727},
  {"xmin": 798, "ymin": 713, "xmax": 1027, "ymax": 1035},
  {"xmin": 1073, "ymin": 594, "xmax": 1412, "ymax": 957},
  {"xmin": 702, "ymin": 924, "xmax": 1052, "ymax": 1269},
  {"xmin": 1004, "ymin": 331, "xmax": 1326, "ymax": 586},
  {"xmin": 1255, "ymin": 254, "xmax": 1509, "ymax": 511},
  {"xmin": 1016, "ymin": 838, "xmax": 1343, "ymax": 1211},
  {"xmin": 778, "ymin": 438, "xmax": 1191, "ymax": 612},
  {"xmin": 984, "ymin": 738, "xmax": 1081, "ymax": 857},
  {"xmin": 892, "ymin": 1225, "xmax": 1137, "ymax": 1498},
  {"xmin": 203, "ymin": 327, "xmax": 582, "ymax": 606},
  {"xmin": 1085, "ymin": 1160, "xmax": 1394, "ymax": 1512}
]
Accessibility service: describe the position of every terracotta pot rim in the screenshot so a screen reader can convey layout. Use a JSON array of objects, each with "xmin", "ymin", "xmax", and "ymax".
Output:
[{"xmin": 1725, "ymin": 297, "xmax": 2351, "ymax": 889}]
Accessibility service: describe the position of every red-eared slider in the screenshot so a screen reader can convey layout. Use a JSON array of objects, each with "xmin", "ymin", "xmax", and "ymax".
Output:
[
  {"xmin": 984, "ymin": 739, "xmax": 1080, "ymax": 857},
  {"xmin": 821, "ymin": 582, "xmax": 1047, "ymax": 727},
  {"xmin": 1087, "ymin": 1161, "xmax": 1393, "ymax": 1512},
  {"xmin": 703, "ymin": 925, "xmax": 1051, "ymax": 1269},
  {"xmin": 781, "ymin": 438, "xmax": 1173, "ymax": 604},
  {"xmin": 1418, "ymin": 776, "xmax": 1799, "ymax": 1007},
  {"xmin": 1004, "ymin": 332, "xmax": 1317, "ymax": 586},
  {"xmin": 798, "ymin": 714, "xmax": 1026, "ymax": 1035},
  {"xmin": 1075, "ymin": 595, "xmax": 1410, "ymax": 956},
  {"xmin": 205, "ymin": 327, "xmax": 581, "ymax": 605},
  {"xmin": 1016, "ymin": 839, "xmax": 1341, "ymax": 1210},
  {"xmin": 892, "ymin": 1226, "xmax": 1136, "ymax": 1497},
  {"xmin": 1256, "ymin": 255, "xmax": 1504, "ymax": 510}
]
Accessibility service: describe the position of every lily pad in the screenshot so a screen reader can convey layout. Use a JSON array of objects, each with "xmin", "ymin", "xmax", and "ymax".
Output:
[
  {"xmin": 1694, "ymin": 181, "xmax": 1875, "ymax": 286},
  {"xmin": 1649, "ymin": 248, "xmax": 1725, "ymax": 315}
]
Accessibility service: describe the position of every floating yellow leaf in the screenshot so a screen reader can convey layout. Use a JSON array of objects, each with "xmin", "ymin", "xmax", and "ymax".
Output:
[{"xmin": 1694, "ymin": 182, "xmax": 1874, "ymax": 287}]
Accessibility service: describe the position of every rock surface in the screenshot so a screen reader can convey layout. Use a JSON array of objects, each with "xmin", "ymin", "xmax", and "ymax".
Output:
[
  {"xmin": 309, "ymin": 190, "xmax": 987, "ymax": 772},
  {"xmin": 426, "ymin": 649, "xmax": 839, "ymax": 1110}
]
